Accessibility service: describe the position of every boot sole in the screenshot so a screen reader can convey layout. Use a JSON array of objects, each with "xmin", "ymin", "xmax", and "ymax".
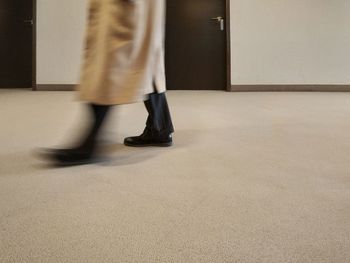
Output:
[
  {"xmin": 35, "ymin": 148, "xmax": 102, "ymax": 167},
  {"xmin": 124, "ymin": 141, "xmax": 173, "ymax": 147}
]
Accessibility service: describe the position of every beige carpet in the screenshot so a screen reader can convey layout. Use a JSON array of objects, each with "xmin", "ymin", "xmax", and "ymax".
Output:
[{"xmin": 0, "ymin": 89, "xmax": 349, "ymax": 263}]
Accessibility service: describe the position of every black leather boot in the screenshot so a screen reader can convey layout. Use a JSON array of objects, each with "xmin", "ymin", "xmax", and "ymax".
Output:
[
  {"xmin": 39, "ymin": 104, "xmax": 110, "ymax": 167},
  {"xmin": 124, "ymin": 92, "xmax": 174, "ymax": 147},
  {"xmin": 124, "ymin": 128, "xmax": 173, "ymax": 147},
  {"xmin": 38, "ymin": 147, "xmax": 97, "ymax": 167}
]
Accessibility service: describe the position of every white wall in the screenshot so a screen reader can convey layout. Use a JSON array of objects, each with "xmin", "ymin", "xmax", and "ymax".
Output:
[
  {"xmin": 230, "ymin": 0, "xmax": 350, "ymax": 85},
  {"xmin": 36, "ymin": 0, "xmax": 87, "ymax": 84},
  {"xmin": 36, "ymin": 0, "xmax": 350, "ymax": 86}
]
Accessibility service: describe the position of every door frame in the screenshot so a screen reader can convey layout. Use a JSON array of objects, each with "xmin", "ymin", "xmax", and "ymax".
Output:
[
  {"xmin": 32, "ymin": 0, "xmax": 37, "ymax": 90},
  {"xmin": 225, "ymin": 0, "xmax": 231, "ymax": 91}
]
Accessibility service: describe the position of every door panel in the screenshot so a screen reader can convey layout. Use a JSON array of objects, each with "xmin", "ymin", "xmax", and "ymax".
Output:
[
  {"xmin": 0, "ymin": 0, "xmax": 33, "ymax": 88},
  {"xmin": 165, "ymin": 0, "xmax": 227, "ymax": 90}
]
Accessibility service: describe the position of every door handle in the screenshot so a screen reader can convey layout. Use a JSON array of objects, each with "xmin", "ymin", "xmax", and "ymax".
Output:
[
  {"xmin": 211, "ymin": 16, "xmax": 223, "ymax": 22},
  {"xmin": 24, "ymin": 20, "xmax": 33, "ymax": 25},
  {"xmin": 211, "ymin": 16, "xmax": 225, "ymax": 31}
]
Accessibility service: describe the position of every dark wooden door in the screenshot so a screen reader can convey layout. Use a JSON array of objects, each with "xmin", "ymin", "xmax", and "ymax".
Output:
[
  {"xmin": 0, "ymin": 0, "xmax": 33, "ymax": 88},
  {"xmin": 165, "ymin": 0, "xmax": 227, "ymax": 90}
]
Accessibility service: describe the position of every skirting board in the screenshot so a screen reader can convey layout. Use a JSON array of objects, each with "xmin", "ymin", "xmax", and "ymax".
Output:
[
  {"xmin": 36, "ymin": 84, "xmax": 350, "ymax": 92},
  {"xmin": 231, "ymin": 85, "xmax": 350, "ymax": 92},
  {"xmin": 35, "ymin": 84, "xmax": 75, "ymax": 91}
]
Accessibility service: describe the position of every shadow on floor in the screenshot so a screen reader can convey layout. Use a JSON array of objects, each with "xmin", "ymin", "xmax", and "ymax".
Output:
[{"xmin": 0, "ymin": 129, "xmax": 201, "ymax": 175}]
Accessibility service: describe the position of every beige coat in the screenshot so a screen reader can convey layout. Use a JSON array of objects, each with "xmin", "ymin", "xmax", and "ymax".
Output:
[{"xmin": 78, "ymin": 0, "xmax": 166, "ymax": 105}]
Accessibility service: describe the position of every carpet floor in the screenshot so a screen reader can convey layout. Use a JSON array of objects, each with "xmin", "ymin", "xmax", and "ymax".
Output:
[{"xmin": 0, "ymin": 90, "xmax": 350, "ymax": 263}]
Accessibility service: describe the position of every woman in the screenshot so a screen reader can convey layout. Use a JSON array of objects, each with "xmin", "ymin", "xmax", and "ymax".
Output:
[{"xmin": 42, "ymin": 0, "xmax": 174, "ymax": 166}]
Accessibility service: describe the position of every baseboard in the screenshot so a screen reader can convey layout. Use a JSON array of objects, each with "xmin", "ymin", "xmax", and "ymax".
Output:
[
  {"xmin": 35, "ymin": 84, "xmax": 350, "ymax": 92},
  {"xmin": 231, "ymin": 85, "xmax": 350, "ymax": 92},
  {"xmin": 35, "ymin": 84, "xmax": 75, "ymax": 91}
]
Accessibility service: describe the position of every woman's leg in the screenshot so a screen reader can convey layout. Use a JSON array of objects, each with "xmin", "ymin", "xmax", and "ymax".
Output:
[
  {"xmin": 41, "ymin": 103, "xmax": 112, "ymax": 166},
  {"xmin": 124, "ymin": 92, "xmax": 174, "ymax": 147}
]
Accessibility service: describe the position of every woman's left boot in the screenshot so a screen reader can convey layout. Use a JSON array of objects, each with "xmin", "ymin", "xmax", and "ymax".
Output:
[{"xmin": 40, "ymin": 104, "xmax": 111, "ymax": 166}]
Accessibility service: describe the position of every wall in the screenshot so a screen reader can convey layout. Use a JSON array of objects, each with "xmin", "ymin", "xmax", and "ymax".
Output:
[
  {"xmin": 230, "ymin": 0, "xmax": 350, "ymax": 85},
  {"xmin": 36, "ymin": 0, "xmax": 87, "ymax": 84},
  {"xmin": 36, "ymin": 0, "xmax": 350, "ymax": 86}
]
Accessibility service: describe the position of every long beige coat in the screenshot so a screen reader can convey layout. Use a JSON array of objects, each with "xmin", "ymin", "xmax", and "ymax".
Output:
[{"xmin": 78, "ymin": 0, "xmax": 166, "ymax": 105}]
